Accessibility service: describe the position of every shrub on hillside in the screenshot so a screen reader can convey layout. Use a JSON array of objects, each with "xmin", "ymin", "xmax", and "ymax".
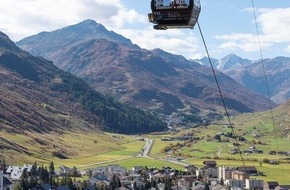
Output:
[{"xmin": 263, "ymin": 158, "xmax": 270, "ymax": 163}]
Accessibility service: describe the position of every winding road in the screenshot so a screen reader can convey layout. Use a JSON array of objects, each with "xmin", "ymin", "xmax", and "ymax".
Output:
[
  {"xmin": 139, "ymin": 138, "xmax": 153, "ymax": 157},
  {"xmin": 139, "ymin": 138, "xmax": 189, "ymax": 166}
]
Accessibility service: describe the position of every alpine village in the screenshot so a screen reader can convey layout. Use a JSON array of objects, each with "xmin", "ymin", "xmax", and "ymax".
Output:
[{"xmin": 1, "ymin": 1, "xmax": 290, "ymax": 190}]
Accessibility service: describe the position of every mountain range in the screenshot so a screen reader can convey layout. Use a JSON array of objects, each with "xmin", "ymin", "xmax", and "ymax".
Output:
[
  {"xmin": 196, "ymin": 54, "xmax": 290, "ymax": 104},
  {"xmin": 0, "ymin": 31, "xmax": 167, "ymax": 135},
  {"xmin": 16, "ymin": 19, "xmax": 273, "ymax": 123}
]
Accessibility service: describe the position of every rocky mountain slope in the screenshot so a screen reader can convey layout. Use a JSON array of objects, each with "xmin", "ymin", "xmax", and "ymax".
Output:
[
  {"xmin": 197, "ymin": 54, "xmax": 290, "ymax": 104},
  {"xmin": 0, "ymin": 31, "xmax": 167, "ymax": 135},
  {"xmin": 17, "ymin": 19, "xmax": 132, "ymax": 59},
  {"xmin": 16, "ymin": 20, "xmax": 273, "ymax": 123}
]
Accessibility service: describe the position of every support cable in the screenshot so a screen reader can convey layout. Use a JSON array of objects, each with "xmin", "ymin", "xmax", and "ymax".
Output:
[
  {"xmin": 251, "ymin": 0, "xmax": 284, "ymax": 183},
  {"xmin": 197, "ymin": 21, "xmax": 246, "ymax": 168}
]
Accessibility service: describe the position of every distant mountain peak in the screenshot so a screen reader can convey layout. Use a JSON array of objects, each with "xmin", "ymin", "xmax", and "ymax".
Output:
[
  {"xmin": 70, "ymin": 19, "xmax": 105, "ymax": 31},
  {"xmin": 195, "ymin": 56, "xmax": 220, "ymax": 68},
  {"xmin": 0, "ymin": 31, "xmax": 19, "ymax": 51},
  {"xmin": 217, "ymin": 54, "xmax": 252, "ymax": 70},
  {"xmin": 225, "ymin": 53, "xmax": 238, "ymax": 58},
  {"xmin": 80, "ymin": 19, "xmax": 98, "ymax": 25},
  {"xmin": 152, "ymin": 48, "xmax": 177, "ymax": 57},
  {"xmin": 16, "ymin": 19, "xmax": 133, "ymax": 58},
  {"xmin": 221, "ymin": 54, "xmax": 242, "ymax": 62}
]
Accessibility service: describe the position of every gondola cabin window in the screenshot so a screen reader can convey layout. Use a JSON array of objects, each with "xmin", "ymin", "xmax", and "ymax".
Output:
[
  {"xmin": 149, "ymin": 0, "xmax": 201, "ymax": 29},
  {"xmin": 154, "ymin": 0, "xmax": 190, "ymax": 9}
]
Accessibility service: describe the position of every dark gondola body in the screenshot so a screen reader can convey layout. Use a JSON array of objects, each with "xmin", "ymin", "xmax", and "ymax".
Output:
[{"xmin": 148, "ymin": 0, "xmax": 201, "ymax": 30}]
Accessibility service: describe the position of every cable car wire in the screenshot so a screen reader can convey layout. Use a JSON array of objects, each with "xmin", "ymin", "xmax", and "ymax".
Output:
[
  {"xmin": 196, "ymin": 21, "xmax": 246, "ymax": 169},
  {"xmin": 251, "ymin": 0, "xmax": 285, "ymax": 183}
]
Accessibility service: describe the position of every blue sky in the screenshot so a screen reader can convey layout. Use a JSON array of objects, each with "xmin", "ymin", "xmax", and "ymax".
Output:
[{"xmin": 1, "ymin": 0, "xmax": 290, "ymax": 60}]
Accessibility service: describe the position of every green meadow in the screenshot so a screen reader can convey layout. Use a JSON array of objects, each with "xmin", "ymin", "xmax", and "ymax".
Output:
[{"xmin": 1, "ymin": 101, "xmax": 289, "ymax": 184}]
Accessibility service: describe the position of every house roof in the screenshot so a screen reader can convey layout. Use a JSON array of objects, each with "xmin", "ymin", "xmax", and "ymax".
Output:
[
  {"xmin": 237, "ymin": 166, "xmax": 257, "ymax": 172},
  {"xmin": 6, "ymin": 166, "xmax": 14, "ymax": 173},
  {"xmin": 267, "ymin": 181, "xmax": 279, "ymax": 189},
  {"xmin": 184, "ymin": 165, "xmax": 196, "ymax": 168},
  {"xmin": 192, "ymin": 185, "xmax": 205, "ymax": 190},
  {"xmin": 10, "ymin": 166, "xmax": 22, "ymax": 180},
  {"xmin": 172, "ymin": 184, "xmax": 188, "ymax": 190},
  {"xmin": 59, "ymin": 165, "xmax": 71, "ymax": 173},
  {"xmin": 3, "ymin": 176, "xmax": 12, "ymax": 186},
  {"xmin": 117, "ymin": 187, "xmax": 130, "ymax": 190},
  {"xmin": 22, "ymin": 164, "xmax": 33, "ymax": 172},
  {"xmin": 154, "ymin": 173, "xmax": 166, "ymax": 178},
  {"xmin": 132, "ymin": 166, "xmax": 143, "ymax": 171},
  {"xmin": 232, "ymin": 171, "xmax": 247, "ymax": 175},
  {"xmin": 279, "ymin": 185, "xmax": 290, "ymax": 190},
  {"xmin": 41, "ymin": 183, "xmax": 53, "ymax": 190},
  {"xmin": 93, "ymin": 173, "xmax": 108, "ymax": 181},
  {"xmin": 203, "ymin": 160, "xmax": 217, "ymax": 165},
  {"xmin": 57, "ymin": 186, "xmax": 71, "ymax": 190},
  {"xmin": 211, "ymin": 184, "xmax": 227, "ymax": 190}
]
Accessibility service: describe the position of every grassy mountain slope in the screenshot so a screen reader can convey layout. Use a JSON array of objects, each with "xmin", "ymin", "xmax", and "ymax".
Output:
[
  {"xmin": 145, "ymin": 100, "xmax": 290, "ymax": 183},
  {"xmin": 147, "ymin": 99, "xmax": 290, "ymax": 161}
]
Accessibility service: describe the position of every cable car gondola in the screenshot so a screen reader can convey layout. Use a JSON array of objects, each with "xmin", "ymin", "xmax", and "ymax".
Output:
[{"xmin": 148, "ymin": 0, "xmax": 201, "ymax": 30}]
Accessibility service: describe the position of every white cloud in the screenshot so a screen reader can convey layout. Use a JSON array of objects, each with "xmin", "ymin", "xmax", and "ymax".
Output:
[
  {"xmin": 216, "ymin": 33, "xmax": 271, "ymax": 52},
  {"xmin": 116, "ymin": 27, "xmax": 201, "ymax": 59},
  {"xmin": 257, "ymin": 8, "xmax": 290, "ymax": 42},
  {"xmin": 0, "ymin": 0, "xmax": 145, "ymax": 41},
  {"xmin": 215, "ymin": 7, "xmax": 290, "ymax": 54},
  {"xmin": 0, "ymin": 0, "xmax": 202, "ymax": 59}
]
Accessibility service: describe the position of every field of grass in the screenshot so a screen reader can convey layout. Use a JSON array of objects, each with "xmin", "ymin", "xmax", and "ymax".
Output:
[
  {"xmin": 90, "ymin": 157, "xmax": 184, "ymax": 170},
  {"xmin": 0, "ymin": 130, "xmax": 144, "ymax": 167},
  {"xmin": 149, "ymin": 136, "xmax": 180, "ymax": 157},
  {"xmin": 1, "ymin": 101, "xmax": 289, "ymax": 184},
  {"xmin": 1, "ymin": 126, "xmax": 290, "ymax": 184}
]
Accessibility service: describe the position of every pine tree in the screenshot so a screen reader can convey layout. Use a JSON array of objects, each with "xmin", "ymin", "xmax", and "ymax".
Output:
[
  {"xmin": 31, "ymin": 161, "xmax": 38, "ymax": 176},
  {"xmin": 151, "ymin": 180, "xmax": 157, "ymax": 188},
  {"xmin": 133, "ymin": 181, "xmax": 137, "ymax": 190},
  {"xmin": 68, "ymin": 177, "xmax": 74, "ymax": 190},
  {"xmin": 145, "ymin": 181, "xmax": 151, "ymax": 189},
  {"xmin": 50, "ymin": 176, "xmax": 57, "ymax": 187},
  {"xmin": 116, "ymin": 177, "xmax": 121, "ymax": 188},
  {"xmin": 205, "ymin": 182, "xmax": 210, "ymax": 190},
  {"xmin": 49, "ymin": 161, "xmax": 55, "ymax": 175},
  {"xmin": 40, "ymin": 165, "xmax": 46, "ymax": 182},
  {"xmin": 220, "ymin": 178, "xmax": 224, "ymax": 186},
  {"xmin": 40, "ymin": 166, "xmax": 50, "ymax": 183},
  {"xmin": 20, "ymin": 178, "xmax": 29, "ymax": 190},
  {"xmin": 1, "ymin": 158, "xmax": 6, "ymax": 173}
]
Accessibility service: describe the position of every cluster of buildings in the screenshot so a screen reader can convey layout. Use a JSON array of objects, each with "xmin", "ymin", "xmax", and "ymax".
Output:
[
  {"xmin": 85, "ymin": 161, "xmax": 290, "ymax": 190},
  {"xmin": 1, "ymin": 161, "xmax": 290, "ymax": 190}
]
